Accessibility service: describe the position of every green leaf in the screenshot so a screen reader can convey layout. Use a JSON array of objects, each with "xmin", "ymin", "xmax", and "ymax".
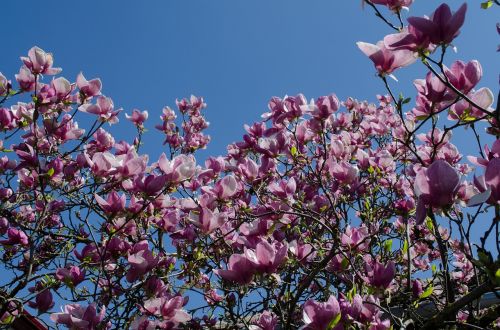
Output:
[
  {"xmin": 0, "ymin": 314, "xmax": 14, "ymax": 325},
  {"xmin": 481, "ymin": 1, "xmax": 493, "ymax": 9},
  {"xmin": 402, "ymin": 239, "xmax": 408, "ymax": 255},
  {"xmin": 347, "ymin": 286, "xmax": 357, "ymax": 301},
  {"xmin": 425, "ymin": 217, "xmax": 434, "ymax": 231},
  {"xmin": 495, "ymin": 268, "xmax": 500, "ymax": 285},
  {"xmin": 384, "ymin": 239, "xmax": 393, "ymax": 253},
  {"xmin": 419, "ymin": 285, "xmax": 433, "ymax": 299},
  {"xmin": 290, "ymin": 146, "xmax": 298, "ymax": 157},
  {"xmin": 327, "ymin": 313, "xmax": 342, "ymax": 330},
  {"xmin": 47, "ymin": 168, "xmax": 55, "ymax": 177},
  {"xmin": 402, "ymin": 97, "xmax": 411, "ymax": 104},
  {"xmin": 431, "ymin": 264, "xmax": 437, "ymax": 274},
  {"xmin": 341, "ymin": 257, "xmax": 349, "ymax": 270}
]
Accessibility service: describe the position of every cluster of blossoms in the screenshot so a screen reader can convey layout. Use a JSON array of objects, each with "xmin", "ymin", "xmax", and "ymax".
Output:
[
  {"xmin": 156, "ymin": 95, "xmax": 210, "ymax": 153},
  {"xmin": 0, "ymin": 1, "xmax": 498, "ymax": 329}
]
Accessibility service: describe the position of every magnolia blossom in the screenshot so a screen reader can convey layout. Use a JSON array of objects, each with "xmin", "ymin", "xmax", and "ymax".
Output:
[
  {"xmin": 21, "ymin": 46, "xmax": 62, "ymax": 75},
  {"xmin": 142, "ymin": 296, "xmax": 191, "ymax": 325},
  {"xmin": 414, "ymin": 160, "xmax": 460, "ymax": 224},
  {"xmin": 55, "ymin": 265, "xmax": 86, "ymax": 287},
  {"xmin": 15, "ymin": 66, "xmax": 36, "ymax": 91},
  {"xmin": 366, "ymin": 260, "xmax": 396, "ymax": 289},
  {"xmin": 245, "ymin": 240, "xmax": 287, "ymax": 274},
  {"xmin": 302, "ymin": 296, "xmax": 341, "ymax": 330},
  {"xmin": 51, "ymin": 304, "xmax": 109, "ymax": 329},
  {"xmin": 214, "ymin": 253, "xmax": 255, "ymax": 285},
  {"xmin": 0, "ymin": 228, "xmax": 29, "ymax": 246},
  {"xmin": 369, "ymin": 0, "xmax": 413, "ymax": 11},
  {"xmin": 469, "ymin": 158, "xmax": 500, "ymax": 206},
  {"xmin": 250, "ymin": 311, "xmax": 278, "ymax": 330},
  {"xmin": 126, "ymin": 241, "xmax": 159, "ymax": 282},
  {"xmin": 357, "ymin": 41, "xmax": 416, "ymax": 78},
  {"xmin": 77, "ymin": 72, "xmax": 102, "ymax": 98},
  {"xmin": 126, "ymin": 109, "xmax": 149, "ymax": 127},
  {"xmin": 158, "ymin": 153, "xmax": 196, "ymax": 182},
  {"xmin": 95, "ymin": 190, "xmax": 126, "ymax": 214},
  {"xmin": 444, "ymin": 60, "xmax": 482, "ymax": 94},
  {"xmin": 0, "ymin": 72, "xmax": 9, "ymax": 96},
  {"xmin": 407, "ymin": 3, "xmax": 467, "ymax": 45},
  {"xmin": 78, "ymin": 96, "xmax": 121, "ymax": 123}
]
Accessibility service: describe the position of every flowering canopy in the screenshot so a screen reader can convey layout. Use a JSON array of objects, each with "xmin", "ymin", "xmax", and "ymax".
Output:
[{"xmin": 0, "ymin": 1, "xmax": 499, "ymax": 329}]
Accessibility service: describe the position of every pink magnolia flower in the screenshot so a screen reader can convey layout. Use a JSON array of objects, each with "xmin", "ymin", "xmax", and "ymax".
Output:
[
  {"xmin": 0, "ymin": 72, "xmax": 9, "ymax": 96},
  {"xmin": 133, "ymin": 174, "xmax": 167, "ymax": 195},
  {"xmin": 74, "ymin": 244, "xmax": 101, "ymax": 263},
  {"xmin": 142, "ymin": 296, "xmax": 191, "ymax": 325},
  {"xmin": 413, "ymin": 72, "xmax": 454, "ymax": 104},
  {"xmin": 0, "ymin": 108, "xmax": 16, "ymax": 130},
  {"xmin": 357, "ymin": 41, "xmax": 416, "ymax": 78},
  {"xmin": 366, "ymin": 260, "xmax": 396, "ymax": 289},
  {"xmin": 329, "ymin": 160, "xmax": 359, "ymax": 185},
  {"xmin": 341, "ymin": 225, "xmax": 370, "ymax": 251},
  {"xmin": 414, "ymin": 160, "xmax": 460, "ymax": 224},
  {"xmin": 78, "ymin": 96, "xmax": 121, "ymax": 124},
  {"xmin": 302, "ymin": 296, "xmax": 341, "ymax": 330},
  {"xmin": 0, "ymin": 228, "xmax": 29, "ymax": 246},
  {"xmin": 77, "ymin": 72, "xmax": 102, "ymax": 98},
  {"xmin": 469, "ymin": 158, "xmax": 500, "ymax": 206},
  {"xmin": 0, "ymin": 218, "xmax": 8, "ymax": 235},
  {"xmin": 444, "ymin": 60, "xmax": 482, "ymax": 94},
  {"xmin": 214, "ymin": 253, "xmax": 255, "ymax": 285},
  {"xmin": 468, "ymin": 140, "xmax": 500, "ymax": 168},
  {"xmin": 28, "ymin": 282, "xmax": 54, "ymax": 313},
  {"xmin": 268, "ymin": 177, "xmax": 296, "ymax": 200},
  {"xmin": 158, "ymin": 153, "xmax": 196, "ymax": 182},
  {"xmin": 126, "ymin": 241, "xmax": 159, "ymax": 282},
  {"xmin": 384, "ymin": 25, "xmax": 432, "ymax": 52},
  {"xmin": 448, "ymin": 87, "xmax": 495, "ymax": 121},
  {"xmin": 85, "ymin": 151, "xmax": 118, "ymax": 176},
  {"xmin": 244, "ymin": 240, "xmax": 287, "ymax": 274},
  {"xmin": 95, "ymin": 190, "xmax": 126, "ymax": 214},
  {"xmin": 21, "ymin": 46, "xmax": 62, "ymax": 75},
  {"xmin": 189, "ymin": 206, "xmax": 227, "ymax": 234},
  {"xmin": 51, "ymin": 77, "xmax": 73, "ymax": 101},
  {"xmin": 370, "ymin": 0, "xmax": 413, "ymax": 11},
  {"xmin": 250, "ymin": 311, "xmax": 278, "ymax": 330},
  {"xmin": 126, "ymin": 109, "xmax": 148, "ymax": 127},
  {"xmin": 51, "ymin": 303, "xmax": 109, "ymax": 330},
  {"xmin": 289, "ymin": 240, "xmax": 316, "ymax": 264},
  {"xmin": 55, "ymin": 265, "xmax": 86, "ymax": 287},
  {"xmin": 407, "ymin": 3, "xmax": 467, "ymax": 45},
  {"xmin": 310, "ymin": 94, "xmax": 340, "ymax": 119},
  {"xmin": 15, "ymin": 66, "xmax": 36, "ymax": 91}
]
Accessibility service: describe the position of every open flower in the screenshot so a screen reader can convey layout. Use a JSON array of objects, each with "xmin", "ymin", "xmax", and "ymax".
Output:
[
  {"xmin": 126, "ymin": 109, "xmax": 148, "ymax": 127},
  {"xmin": 77, "ymin": 72, "xmax": 102, "ymax": 98},
  {"xmin": 51, "ymin": 304, "xmax": 109, "ymax": 330},
  {"xmin": 414, "ymin": 160, "xmax": 460, "ymax": 224},
  {"xmin": 21, "ymin": 46, "xmax": 62, "ymax": 75},
  {"xmin": 244, "ymin": 240, "xmax": 287, "ymax": 274},
  {"xmin": 357, "ymin": 41, "xmax": 416, "ymax": 79},
  {"xmin": 302, "ymin": 296, "xmax": 341, "ymax": 330},
  {"xmin": 214, "ymin": 253, "xmax": 255, "ymax": 285},
  {"xmin": 407, "ymin": 3, "xmax": 467, "ymax": 45}
]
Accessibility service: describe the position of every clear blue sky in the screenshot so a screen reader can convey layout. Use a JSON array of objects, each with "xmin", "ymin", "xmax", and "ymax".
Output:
[{"xmin": 2, "ymin": 1, "xmax": 498, "ymax": 160}]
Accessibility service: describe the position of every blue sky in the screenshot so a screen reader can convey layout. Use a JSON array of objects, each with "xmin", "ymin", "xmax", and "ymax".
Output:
[{"xmin": 2, "ymin": 1, "xmax": 498, "ymax": 160}]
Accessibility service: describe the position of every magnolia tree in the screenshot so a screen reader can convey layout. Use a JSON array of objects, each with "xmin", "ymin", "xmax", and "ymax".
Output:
[{"xmin": 0, "ymin": 1, "xmax": 499, "ymax": 329}]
